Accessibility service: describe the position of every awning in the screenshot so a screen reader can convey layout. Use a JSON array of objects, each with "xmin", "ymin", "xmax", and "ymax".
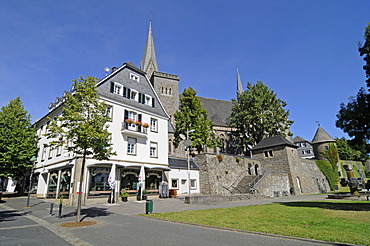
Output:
[{"xmin": 86, "ymin": 160, "xmax": 170, "ymax": 171}]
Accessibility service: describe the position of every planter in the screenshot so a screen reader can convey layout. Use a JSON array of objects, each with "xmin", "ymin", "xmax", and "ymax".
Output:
[{"xmin": 121, "ymin": 196, "xmax": 128, "ymax": 202}]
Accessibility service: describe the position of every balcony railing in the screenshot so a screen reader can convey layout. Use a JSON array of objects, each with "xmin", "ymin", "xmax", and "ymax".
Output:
[{"xmin": 121, "ymin": 122, "xmax": 148, "ymax": 137}]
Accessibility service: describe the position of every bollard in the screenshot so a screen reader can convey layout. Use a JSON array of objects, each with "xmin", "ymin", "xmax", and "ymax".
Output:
[
  {"xmin": 50, "ymin": 203, "xmax": 54, "ymax": 216},
  {"xmin": 58, "ymin": 204, "xmax": 62, "ymax": 219}
]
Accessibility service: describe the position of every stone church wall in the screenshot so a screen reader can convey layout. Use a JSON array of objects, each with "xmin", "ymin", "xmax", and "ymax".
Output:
[{"xmin": 195, "ymin": 154, "xmax": 261, "ymax": 195}]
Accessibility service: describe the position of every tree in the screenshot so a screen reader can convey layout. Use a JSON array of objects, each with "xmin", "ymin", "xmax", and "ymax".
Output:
[
  {"xmin": 336, "ymin": 87, "xmax": 370, "ymax": 153},
  {"xmin": 335, "ymin": 137, "xmax": 364, "ymax": 161},
  {"xmin": 173, "ymin": 87, "xmax": 219, "ymax": 153},
  {"xmin": 230, "ymin": 81, "xmax": 293, "ymax": 153},
  {"xmin": 46, "ymin": 76, "xmax": 115, "ymax": 222},
  {"xmin": 358, "ymin": 23, "xmax": 370, "ymax": 88},
  {"xmin": 0, "ymin": 97, "xmax": 37, "ymax": 181}
]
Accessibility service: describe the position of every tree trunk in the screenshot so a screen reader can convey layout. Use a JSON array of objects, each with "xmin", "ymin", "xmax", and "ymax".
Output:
[{"xmin": 76, "ymin": 150, "xmax": 87, "ymax": 222}]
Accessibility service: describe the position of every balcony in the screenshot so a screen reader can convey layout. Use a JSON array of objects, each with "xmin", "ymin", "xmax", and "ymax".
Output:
[{"xmin": 121, "ymin": 122, "xmax": 148, "ymax": 138}]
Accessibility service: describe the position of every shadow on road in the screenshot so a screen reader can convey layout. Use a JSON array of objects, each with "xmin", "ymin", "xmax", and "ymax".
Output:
[
  {"xmin": 62, "ymin": 207, "xmax": 113, "ymax": 221},
  {"xmin": 280, "ymin": 201, "xmax": 370, "ymax": 211},
  {"xmin": 0, "ymin": 210, "xmax": 31, "ymax": 222}
]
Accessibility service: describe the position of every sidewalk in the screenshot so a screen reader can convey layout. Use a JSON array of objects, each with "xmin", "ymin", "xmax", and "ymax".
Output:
[{"xmin": 0, "ymin": 195, "xmax": 337, "ymax": 246}]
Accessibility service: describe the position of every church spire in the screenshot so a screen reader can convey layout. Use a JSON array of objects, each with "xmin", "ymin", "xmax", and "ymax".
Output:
[
  {"xmin": 236, "ymin": 64, "xmax": 244, "ymax": 94},
  {"xmin": 141, "ymin": 19, "xmax": 158, "ymax": 78}
]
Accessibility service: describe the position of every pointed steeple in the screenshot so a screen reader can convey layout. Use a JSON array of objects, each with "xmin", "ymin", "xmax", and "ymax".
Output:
[
  {"xmin": 141, "ymin": 20, "xmax": 158, "ymax": 78},
  {"xmin": 311, "ymin": 125, "xmax": 335, "ymax": 145},
  {"xmin": 236, "ymin": 65, "xmax": 244, "ymax": 94}
]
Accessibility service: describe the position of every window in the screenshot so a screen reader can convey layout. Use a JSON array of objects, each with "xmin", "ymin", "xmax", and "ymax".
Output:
[
  {"xmin": 191, "ymin": 179, "xmax": 197, "ymax": 189},
  {"xmin": 150, "ymin": 118, "xmax": 158, "ymax": 132},
  {"xmin": 130, "ymin": 73, "xmax": 140, "ymax": 82},
  {"xmin": 56, "ymin": 145, "xmax": 63, "ymax": 156},
  {"xmin": 41, "ymin": 146, "xmax": 47, "ymax": 161},
  {"xmin": 105, "ymin": 105, "xmax": 113, "ymax": 120},
  {"xmin": 264, "ymin": 150, "xmax": 273, "ymax": 158},
  {"xmin": 171, "ymin": 179, "xmax": 178, "ymax": 189},
  {"xmin": 128, "ymin": 111, "xmax": 137, "ymax": 121},
  {"xmin": 127, "ymin": 137, "xmax": 137, "ymax": 155},
  {"xmin": 48, "ymin": 146, "xmax": 53, "ymax": 159},
  {"xmin": 113, "ymin": 83, "xmax": 123, "ymax": 95},
  {"xmin": 130, "ymin": 89, "xmax": 138, "ymax": 101},
  {"xmin": 150, "ymin": 142, "xmax": 158, "ymax": 158},
  {"xmin": 145, "ymin": 95, "xmax": 152, "ymax": 105}
]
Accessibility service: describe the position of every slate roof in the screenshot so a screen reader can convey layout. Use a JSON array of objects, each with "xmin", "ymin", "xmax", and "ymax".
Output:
[
  {"xmin": 293, "ymin": 136, "xmax": 308, "ymax": 143},
  {"xmin": 311, "ymin": 126, "xmax": 335, "ymax": 145},
  {"xmin": 197, "ymin": 96, "xmax": 232, "ymax": 127},
  {"xmin": 251, "ymin": 135, "xmax": 297, "ymax": 151},
  {"xmin": 168, "ymin": 157, "xmax": 199, "ymax": 170},
  {"xmin": 97, "ymin": 62, "xmax": 168, "ymax": 118}
]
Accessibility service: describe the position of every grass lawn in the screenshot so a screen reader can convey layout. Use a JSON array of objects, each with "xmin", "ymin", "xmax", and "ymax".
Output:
[{"xmin": 143, "ymin": 200, "xmax": 370, "ymax": 245}]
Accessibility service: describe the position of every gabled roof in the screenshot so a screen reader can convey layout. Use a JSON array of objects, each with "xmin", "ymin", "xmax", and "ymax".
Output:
[
  {"xmin": 252, "ymin": 135, "xmax": 297, "ymax": 151},
  {"xmin": 311, "ymin": 126, "xmax": 335, "ymax": 145},
  {"xmin": 97, "ymin": 62, "xmax": 168, "ymax": 119},
  {"xmin": 197, "ymin": 96, "xmax": 232, "ymax": 127},
  {"xmin": 293, "ymin": 136, "xmax": 308, "ymax": 143}
]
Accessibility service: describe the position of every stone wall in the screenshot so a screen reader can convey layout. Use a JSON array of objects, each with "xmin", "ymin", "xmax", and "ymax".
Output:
[
  {"xmin": 256, "ymin": 171, "xmax": 290, "ymax": 197},
  {"xmin": 253, "ymin": 145, "xmax": 330, "ymax": 195},
  {"xmin": 195, "ymin": 154, "xmax": 260, "ymax": 195}
]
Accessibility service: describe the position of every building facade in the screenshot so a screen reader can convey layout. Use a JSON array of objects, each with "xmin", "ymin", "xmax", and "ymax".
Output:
[{"xmin": 34, "ymin": 62, "xmax": 170, "ymax": 205}]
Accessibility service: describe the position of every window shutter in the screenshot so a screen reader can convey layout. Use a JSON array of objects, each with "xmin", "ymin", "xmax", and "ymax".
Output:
[
  {"xmin": 152, "ymin": 99, "xmax": 155, "ymax": 108},
  {"xmin": 124, "ymin": 110, "xmax": 128, "ymax": 120},
  {"xmin": 138, "ymin": 93, "xmax": 142, "ymax": 103},
  {"xmin": 142, "ymin": 94, "xmax": 146, "ymax": 104},
  {"xmin": 138, "ymin": 114, "xmax": 142, "ymax": 131},
  {"xmin": 127, "ymin": 88, "xmax": 131, "ymax": 99},
  {"xmin": 123, "ymin": 87, "xmax": 127, "ymax": 97},
  {"xmin": 110, "ymin": 82, "xmax": 114, "ymax": 93}
]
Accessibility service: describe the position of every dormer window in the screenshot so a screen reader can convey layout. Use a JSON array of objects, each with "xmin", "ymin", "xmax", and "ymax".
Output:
[
  {"xmin": 130, "ymin": 89, "xmax": 138, "ymax": 101},
  {"xmin": 130, "ymin": 73, "xmax": 140, "ymax": 82},
  {"xmin": 145, "ymin": 95, "xmax": 152, "ymax": 105},
  {"xmin": 113, "ymin": 83, "xmax": 123, "ymax": 95}
]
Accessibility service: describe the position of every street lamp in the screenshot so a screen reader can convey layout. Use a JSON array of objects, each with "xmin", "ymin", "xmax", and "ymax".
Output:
[
  {"xmin": 186, "ymin": 129, "xmax": 195, "ymax": 201},
  {"xmin": 26, "ymin": 156, "xmax": 37, "ymax": 208}
]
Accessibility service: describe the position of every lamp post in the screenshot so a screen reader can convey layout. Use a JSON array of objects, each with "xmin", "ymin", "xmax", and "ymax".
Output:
[
  {"xmin": 26, "ymin": 156, "xmax": 37, "ymax": 208},
  {"xmin": 186, "ymin": 129, "xmax": 195, "ymax": 200}
]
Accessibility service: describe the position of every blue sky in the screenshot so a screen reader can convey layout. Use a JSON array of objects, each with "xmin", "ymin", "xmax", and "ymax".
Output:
[{"xmin": 1, "ymin": 1, "xmax": 369, "ymax": 141}]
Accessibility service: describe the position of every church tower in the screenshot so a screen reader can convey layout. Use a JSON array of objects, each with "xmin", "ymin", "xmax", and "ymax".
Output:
[
  {"xmin": 236, "ymin": 66, "xmax": 244, "ymax": 95},
  {"xmin": 140, "ymin": 20, "xmax": 180, "ymax": 128},
  {"xmin": 141, "ymin": 20, "xmax": 159, "ymax": 78}
]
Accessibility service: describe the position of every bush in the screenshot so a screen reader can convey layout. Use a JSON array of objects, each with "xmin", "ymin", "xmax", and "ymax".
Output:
[{"xmin": 315, "ymin": 160, "xmax": 339, "ymax": 190}]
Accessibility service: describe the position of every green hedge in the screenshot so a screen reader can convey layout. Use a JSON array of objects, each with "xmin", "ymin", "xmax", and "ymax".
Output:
[{"xmin": 315, "ymin": 160, "xmax": 339, "ymax": 190}]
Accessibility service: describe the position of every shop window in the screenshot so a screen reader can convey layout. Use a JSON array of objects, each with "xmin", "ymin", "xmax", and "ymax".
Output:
[
  {"xmin": 88, "ymin": 167, "xmax": 112, "ymax": 196},
  {"xmin": 121, "ymin": 169, "xmax": 139, "ymax": 192},
  {"xmin": 59, "ymin": 168, "xmax": 71, "ymax": 199},
  {"xmin": 47, "ymin": 171, "xmax": 58, "ymax": 198}
]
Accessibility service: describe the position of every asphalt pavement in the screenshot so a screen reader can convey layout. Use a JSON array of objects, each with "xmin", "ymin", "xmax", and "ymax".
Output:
[{"xmin": 0, "ymin": 194, "xmax": 354, "ymax": 246}]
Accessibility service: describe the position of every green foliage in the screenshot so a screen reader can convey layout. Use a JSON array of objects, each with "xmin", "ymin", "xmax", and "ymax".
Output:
[
  {"xmin": 315, "ymin": 160, "xmax": 339, "ymax": 190},
  {"xmin": 358, "ymin": 23, "xmax": 370, "ymax": 88},
  {"xmin": 230, "ymin": 81, "xmax": 293, "ymax": 153},
  {"xmin": 0, "ymin": 97, "xmax": 38, "ymax": 179},
  {"xmin": 321, "ymin": 143, "xmax": 339, "ymax": 169},
  {"xmin": 336, "ymin": 88, "xmax": 370, "ymax": 153},
  {"xmin": 120, "ymin": 190, "xmax": 129, "ymax": 197},
  {"xmin": 173, "ymin": 87, "xmax": 219, "ymax": 153},
  {"xmin": 46, "ymin": 76, "xmax": 115, "ymax": 160},
  {"xmin": 335, "ymin": 137, "xmax": 364, "ymax": 161}
]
